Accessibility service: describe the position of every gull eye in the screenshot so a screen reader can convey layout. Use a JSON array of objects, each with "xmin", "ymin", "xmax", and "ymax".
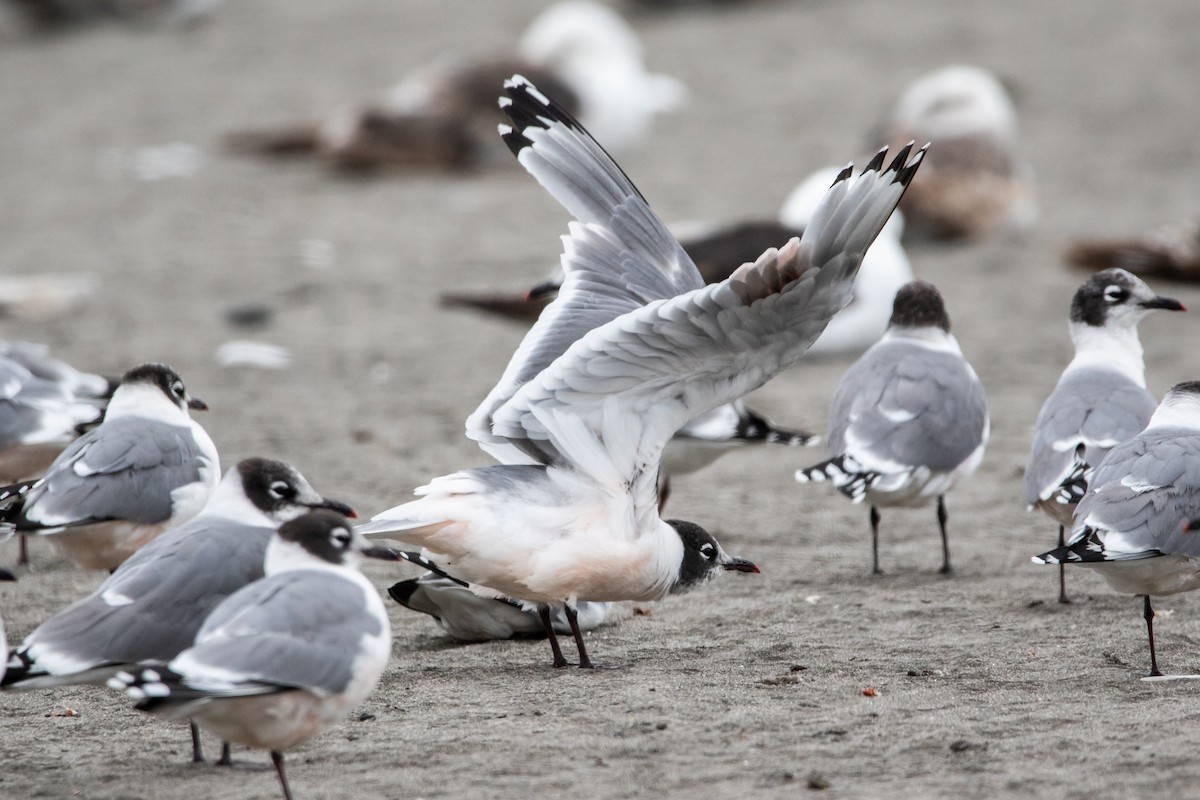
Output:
[
  {"xmin": 170, "ymin": 380, "xmax": 185, "ymax": 398},
  {"xmin": 332, "ymin": 527, "xmax": 352, "ymax": 548},
  {"xmin": 268, "ymin": 480, "xmax": 293, "ymax": 500},
  {"xmin": 700, "ymin": 542, "xmax": 716, "ymax": 560},
  {"xmin": 1103, "ymin": 285, "xmax": 1127, "ymax": 303}
]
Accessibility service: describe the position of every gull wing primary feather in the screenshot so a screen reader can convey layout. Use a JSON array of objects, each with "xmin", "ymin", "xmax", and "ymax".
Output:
[{"xmin": 474, "ymin": 75, "xmax": 924, "ymax": 495}]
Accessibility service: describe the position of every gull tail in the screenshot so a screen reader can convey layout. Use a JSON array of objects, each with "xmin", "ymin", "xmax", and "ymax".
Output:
[
  {"xmin": 0, "ymin": 480, "xmax": 36, "ymax": 507},
  {"xmin": 1, "ymin": 650, "xmax": 40, "ymax": 689},
  {"xmin": 1032, "ymin": 528, "xmax": 1163, "ymax": 565},
  {"xmin": 795, "ymin": 455, "xmax": 877, "ymax": 503},
  {"xmin": 1054, "ymin": 459, "xmax": 1090, "ymax": 506},
  {"xmin": 736, "ymin": 405, "xmax": 819, "ymax": 447},
  {"xmin": 108, "ymin": 665, "xmax": 276, "ymax": 714}
]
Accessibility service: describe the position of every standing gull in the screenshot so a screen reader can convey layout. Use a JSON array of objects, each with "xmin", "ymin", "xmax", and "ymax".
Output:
[
  {"xmin": 2, "ymin": 458, "xmax": 354, "ymax": 764},
  {"xmin": 110, "ymin": 511, "xmax": 396, "ymax": 800},
  {"xmin": 1034, "ymin": 382, "xmax": 1200, "ymax": 677},
  {"xmin": 795, "ymin": 281, "xmax": 988, "ymax": 575},
  {"xmin": 359, "ymin": 76, "xmax": 924, "ymax": 668},
  {"xmin": 1024, "ymin": 269, "xmax": 1185, "ymax": 602},
  {"xmin": 0, "ymin": 342, "xmax": 113, "ymax": 565},
  {"xmin": 875, "ymin": 65, "xmax": 1035, "ymax": 240},
  {"xmin": 0, "ymin": 567, "xmax": 15, "ymax": 685},
  {"xmin": 0, "ymin": 363, "xmax": 218, "ymax": 572}
]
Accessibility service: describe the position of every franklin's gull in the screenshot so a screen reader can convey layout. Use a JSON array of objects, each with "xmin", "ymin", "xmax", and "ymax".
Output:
[
  {"xmin": 1024, "ymin": 269, "xmax": 1184, "ymax": 602},
  {"xmin": 796, "ymin": 281, "xmax": 988, "ymax": 574},
  {"xmin": 359, "ymin": 76, "xmax": 923, "ymax": 668}
]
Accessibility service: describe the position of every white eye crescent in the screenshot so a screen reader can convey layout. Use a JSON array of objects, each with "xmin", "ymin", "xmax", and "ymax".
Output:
[
  {"xmin": 700, "ymin": 543, "xmax": 715, "ymax": 559},
  {"xmin": 1103, "ymin": 285, "xmax": 1127, "ymax": 302},
  {"xmin": 268, "ymin": 480, "xmax": 291, "ymax": 499}
]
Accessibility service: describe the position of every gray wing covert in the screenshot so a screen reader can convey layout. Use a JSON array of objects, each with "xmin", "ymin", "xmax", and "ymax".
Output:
[
  {"xmin": 832, "ymin": 340, "xmax": 987, "ymax": 471},
  {"xmin": 21, "ymin": 417, "xmax": 207, "ymax": 528},
  {"xmin": 1073, "ymin": 430, "xmax": 1200, "ymax": 558},
  {"xmin": 187, "ymin": 571, "xmax": 384, "ymax": 695},
  {"xmin": 24, "ymin": 520, "xmax": 272, "ymax": 666},
  {"xmin": 1024, "ymin": 369, "xmax": 1155, "ymax": 505}
]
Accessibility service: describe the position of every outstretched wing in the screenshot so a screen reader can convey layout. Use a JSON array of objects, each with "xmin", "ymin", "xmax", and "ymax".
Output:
[
  {"xmin": 489, "ymin": 145, "xmax": 924, "ymax": 528},
  {"xmin": 466, "ymin": 76, "xmax": 705, "ymax": 463}
]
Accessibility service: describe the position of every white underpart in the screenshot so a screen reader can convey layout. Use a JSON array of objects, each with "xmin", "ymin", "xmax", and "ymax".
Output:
[
  {"xmin": 1146, "ymin": 390, "xmax": 1200, "ymax": 432},
  {"xmin": 1063, "ymin": 321, "xmax": 1148, "ymax": 387}
]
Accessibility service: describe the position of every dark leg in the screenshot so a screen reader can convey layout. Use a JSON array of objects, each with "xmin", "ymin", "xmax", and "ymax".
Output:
[
  {"xmin": 1143, "ymin": 595, "xmax": 1163, "ymax": 677},
  {"xmin": 190, "ymin": 721, "xmax": 204, "ymax": 763},
  {"xmin": 271, "ymin": 750, "xmax": 294, "ymax": 800},
  {"xmin": 1057, "ymin": 524, "xmax": 1071, "ymax": 604},
  {"xmin": 937, "ymin": 496, "xmax": 952, "ymax": 574},
  {"xmin": 564, "ymin": 605, "xmax": 595, "ymax": 670},
  {"xmin": 869, "ymin": 506, "xmax": 882, "ymax": 575},
  {"xmin": 538, "ymin": 606, "xmax": 570, "ymax": 668},
  {"xmin": 216, "ymin": 741, "xmax": 233, "ymax": 766},
  {"xmin": 17, "ymin": 533, "xmax": 27, "ymax": 567}
]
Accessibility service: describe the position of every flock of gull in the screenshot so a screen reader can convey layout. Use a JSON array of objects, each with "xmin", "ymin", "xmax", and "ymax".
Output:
[{"xmin": 3, "ymin": 2, "xmax": 1200, "ymax": 799}]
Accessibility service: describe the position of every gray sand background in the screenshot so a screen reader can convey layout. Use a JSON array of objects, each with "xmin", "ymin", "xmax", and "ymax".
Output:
[{"xmin": 3, "ymin": 1, "xmax": 1200, "ymax": 798}]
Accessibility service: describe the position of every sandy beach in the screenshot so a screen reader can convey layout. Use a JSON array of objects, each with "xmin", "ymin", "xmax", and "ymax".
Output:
[{"xmin": 3, "ymin": 1, "xmax": 1200, "ymax": 798}]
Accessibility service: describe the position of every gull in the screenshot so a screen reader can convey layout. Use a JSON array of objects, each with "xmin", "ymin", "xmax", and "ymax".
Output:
[
  {"xmin": 359, "ymin": 75, "xmax": 924, "ymax": 668},
  {"xmin": 780, "ymin": 168, "xmax": 914, "ymax": 356},
  {"xmin": 1067, "ymin": 218, "xmax": 1200, "ymax": 283},
  {"xmin": 2, "ymin": 457, "xmax": 354, "ymax": 765},
  {"xmin": 443, "ymin": 164, "xmax": 914, "ymax": 358},
  {"xmin": 1024, "ymin": 269, "xmax": 1185, "ymax": 603},
  {"xmin": 876, "ymin": 65, "xmax": 1036, "ymax": 240},
  {"xmin": 1034, "ymin": 382, "xmax": 1200, "ymax": 677},
  {"xmin": 0, "ymin": 567, "xmax": 14, "ymax": 685},
  {"xmin": 0, "ymin": 363, "xmax": 219, "ymax": 572},
  {"xmin": 0, "ymin": 342, "xmax": 114, "ymax": 565},
  {"xmin": 225, "ymin": 0, "xmax": 683, "ymax": 172},
  {"xmin": 389, "ymin": 571, "xmax": 613, "ymax": 642},
  {"xmin": 109, "ymin": 511, "xmax": 396, "ymax": 800},
  {"xmin": 795, "ymin": 281, "xmax": 989, "ymax": 574},
  {"xmin": 0, "ymin": 342, "xmax": 111, "ymax": 482}
]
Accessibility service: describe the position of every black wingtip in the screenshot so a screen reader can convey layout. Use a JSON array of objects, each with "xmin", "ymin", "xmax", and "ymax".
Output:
[
  {"xmin": 832, "ymin": 163, "xmax": 854, "ymax": 186},
  {"xmin": 498, "ymin": 124, "xmax": 533, "ymax": 158},
  {"xmin": 387, "ymin": 579, "xmax": 421, "ymax": 608},
  {"xmin": 499, "ymin": 73, "xmax": 582, "ymax": 135},
  {"xmin": 885, "ymin": 141, "xmax": 916, "ymax": 177},
  {"xmin": 897, "ymin": 143, "xmax": 929, "ymax": 186},
  {"xmin": 863, "ymin": 146, "xmax": 888, "ymax": 174}
]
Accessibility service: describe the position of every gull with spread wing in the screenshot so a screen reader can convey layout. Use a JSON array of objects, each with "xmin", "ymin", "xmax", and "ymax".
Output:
[{"xmin": 360, "ymin": 76, "xmax": 925, "ymax": 668}]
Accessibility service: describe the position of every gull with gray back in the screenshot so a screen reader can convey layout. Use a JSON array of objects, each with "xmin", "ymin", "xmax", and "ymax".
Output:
[
  {"xmin": 109, "ymin": 511, "xmax": 396, "ymax": 800},
  {"xmin": 796, "ymin": 281, "xmax": 989, "ymax": 575},
  {"xmin": 1034, "ymin": 382, "xmax": 1200, "ymax": 677},
  {"xmin": 358, "ymin": 76, "xmax": 923, "ymax": 669},
  {"xmin": 2, "ymin": 457, "xmax": 354, "ymax": 764},
  {"xmin": 0, "ymin": 363, "xmax": 218, "ymax": 572},
  {"xmin": 1024, "ymin": 269, "xmax": 1185, "ymax": 602}
]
